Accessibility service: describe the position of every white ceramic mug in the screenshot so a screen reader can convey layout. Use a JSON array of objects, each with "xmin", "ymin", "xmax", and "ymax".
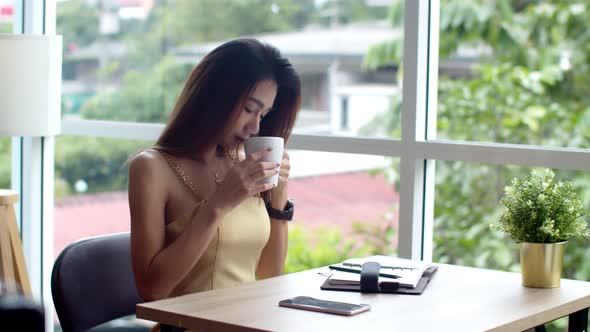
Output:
[{"xmin": 244, "ymin": 136, "xmax": 284, "ymax": 185}]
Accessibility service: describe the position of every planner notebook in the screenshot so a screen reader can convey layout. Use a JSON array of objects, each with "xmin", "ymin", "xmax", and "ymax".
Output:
[{"xmin": 321, "ymin": 256, "xmax": 437, "ymax": 295}]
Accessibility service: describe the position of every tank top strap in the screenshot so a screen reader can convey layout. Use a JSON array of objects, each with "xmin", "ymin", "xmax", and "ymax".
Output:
[{"xmin": 153, "ymin": 148, "xmax": 205, "ymax": 204}]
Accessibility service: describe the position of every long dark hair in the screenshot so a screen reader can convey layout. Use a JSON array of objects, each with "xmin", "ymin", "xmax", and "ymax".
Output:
[{"xmin": 155, "ymin": 38, "xmax": 301, "ymax": 156}]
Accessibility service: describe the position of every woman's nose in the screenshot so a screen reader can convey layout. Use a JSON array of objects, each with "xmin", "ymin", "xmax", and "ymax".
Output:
[{"xmin": 247, "ymin": 116, "xmax": 260, "ymax": 135}]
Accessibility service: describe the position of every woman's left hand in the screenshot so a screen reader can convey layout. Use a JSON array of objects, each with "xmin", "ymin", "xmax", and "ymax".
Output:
[{"xmin": 272, "ymin": 151, "xmax": 290, "ymax": 197}]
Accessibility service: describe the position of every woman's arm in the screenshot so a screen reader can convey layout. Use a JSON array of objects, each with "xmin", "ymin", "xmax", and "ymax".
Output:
[
  {"xmin": 256, "ymin": 192, "xmax": 289, "ymax": 279},
  {"xmin": 256, "ymin": 151, "xmax": 291, "ymax": 279},
  {"xmin": 129, "ymin": 151, "xmax": 224, "ymax": 302}
]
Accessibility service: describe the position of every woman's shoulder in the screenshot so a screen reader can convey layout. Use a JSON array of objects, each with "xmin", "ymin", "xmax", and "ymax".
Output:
[{"xmin": 128, "ymin": 148, "xmax": 168, "ymax": 177}]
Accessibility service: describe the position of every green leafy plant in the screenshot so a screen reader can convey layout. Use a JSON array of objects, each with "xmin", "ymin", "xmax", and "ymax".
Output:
[
  {"xmin": 284, "ymin": 224, "xmax": 374, "ymax": 274},
  {"xmin": 284, "ymin": 219, "xmax": 398, "ymax": 274},
  {"xmin": 493, "ymin": 169, "xmax": 589, "ymax": 243}
]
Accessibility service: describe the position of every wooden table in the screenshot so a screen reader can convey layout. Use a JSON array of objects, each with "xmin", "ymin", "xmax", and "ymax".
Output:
[{"xmin": 137, "ymin": 262, "xmax": 590, "ymax": 332}]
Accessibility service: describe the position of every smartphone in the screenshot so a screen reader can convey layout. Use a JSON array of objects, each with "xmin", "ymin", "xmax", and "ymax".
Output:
[{"xmin": 278, "ymin": 296, "xmax": 370, "ymax": 316}]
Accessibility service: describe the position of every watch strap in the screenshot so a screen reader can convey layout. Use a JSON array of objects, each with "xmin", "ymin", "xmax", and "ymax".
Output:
[{"xmin": 265, "ymin": 199, "xmax": 294, "ymax": 221}]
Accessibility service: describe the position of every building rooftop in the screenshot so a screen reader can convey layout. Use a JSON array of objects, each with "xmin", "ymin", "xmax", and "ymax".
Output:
[{"xmin": 174, "ymin": 22, "xmax": 401, "ymax": 70}]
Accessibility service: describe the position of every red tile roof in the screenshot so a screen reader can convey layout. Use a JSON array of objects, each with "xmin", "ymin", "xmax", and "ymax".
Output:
[{"xmin": 54, "ymin": 172, "xmax": 398, "ymax": 259}]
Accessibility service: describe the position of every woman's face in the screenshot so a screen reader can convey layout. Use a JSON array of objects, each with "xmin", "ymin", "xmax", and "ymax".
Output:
[{"xmin": 221, "ymin": 79, "xmax": 278, "ymax": 150}]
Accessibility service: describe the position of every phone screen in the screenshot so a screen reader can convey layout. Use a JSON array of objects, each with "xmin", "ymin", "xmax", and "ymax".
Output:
[{"xmin": 279, "ymin": 296, "xmax": 370, "ymax": 316}]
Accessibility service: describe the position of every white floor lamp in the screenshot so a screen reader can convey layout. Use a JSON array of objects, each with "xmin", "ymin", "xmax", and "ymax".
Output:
[{"xmin": 0, "ymin": 34, "xmax": 62, "ymax": 296}]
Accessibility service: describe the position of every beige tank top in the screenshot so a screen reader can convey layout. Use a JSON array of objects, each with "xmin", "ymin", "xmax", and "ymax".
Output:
[{"xmin": 158, "ymin": 150, "xmax": 271, "ymax": 296}]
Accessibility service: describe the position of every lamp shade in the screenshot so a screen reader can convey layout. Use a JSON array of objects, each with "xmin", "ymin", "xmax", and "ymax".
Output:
[{"xmin": 0, "ymin": 34, "xmax": 62, "ymax": 136}]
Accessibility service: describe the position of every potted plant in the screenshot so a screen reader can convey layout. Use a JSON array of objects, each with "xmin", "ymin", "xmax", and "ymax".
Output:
[{"xmin": 493, "ymin": 169, "xmax": 589, "ymax": 288}]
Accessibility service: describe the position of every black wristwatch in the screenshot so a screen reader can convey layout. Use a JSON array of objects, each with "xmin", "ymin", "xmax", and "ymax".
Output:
[{"xmin": 265, "ymin": 199, "xmax": 294, "ymax": 221}]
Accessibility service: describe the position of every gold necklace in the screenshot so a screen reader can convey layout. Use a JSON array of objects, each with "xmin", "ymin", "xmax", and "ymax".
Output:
[
  {"xmin": 206, "ymin": 148, "xmax": 237, "ymax": 185},
  {"xmin": 206, "ymin": 158, "xmax": 224, "ymax": 185}
]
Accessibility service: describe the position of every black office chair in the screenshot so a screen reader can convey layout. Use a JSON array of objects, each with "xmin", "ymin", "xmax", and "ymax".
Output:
[{"xmin": 51, "ymin": 233, "xmax": 149, "ymax": 332}]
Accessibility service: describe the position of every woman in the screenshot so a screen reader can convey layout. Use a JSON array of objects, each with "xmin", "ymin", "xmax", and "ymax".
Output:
[{"xmin": 128, "ymin": 38, "xmax": 301, "ymax": 307}]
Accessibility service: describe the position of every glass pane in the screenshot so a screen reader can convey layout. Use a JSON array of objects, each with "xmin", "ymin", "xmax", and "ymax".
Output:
[
  {"xmin": 52, "ymin": 138, "xmax": 399, "ymax": 328},
  {"xmin": 54, "ymin": 136, "xmax": 150, "ymax": 259},
  {"xmin": 287, "ymin": 151, "xmax": 399, "ymax": 273},
  {"xmin": 0, "ymin": 137, "xmax": 11, "ymax": 189},
  {"xmin": 0, "ymin": 0, "xmax": 14, "ymax": 33},
  {"xmin": 53, "ymin": 139, "xmax": 399, "ymax": 269},
  {"xmin": 436, "ymin": 1, "xmax": 590, "ymax": 148},
  {"xmin": 57, "ymin": 0, "xmax": 401, "ymax": 138},
  {"xmin": 433, "ymin": 161, "xmax": 590, "ymax": 282},
  {"xmin": 53, "ymin": 135, "xmax": 151, "ymax": 331}
]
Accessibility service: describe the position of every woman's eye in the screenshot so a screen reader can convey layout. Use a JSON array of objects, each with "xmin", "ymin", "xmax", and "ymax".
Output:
[{"xmin": 244, "ymin": 107, "xmax": 253, "ymax": 114}]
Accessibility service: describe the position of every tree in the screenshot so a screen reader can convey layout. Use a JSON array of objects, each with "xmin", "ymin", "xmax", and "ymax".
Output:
[
  {"xmin": 364, "ymin": 0, "xmax": 590, "ymax": 272},
  {"xmin": 126, "ymin": 0, "xmax": 317, "ymax": 69},
  {"xmin": 317, "ymin": 0, "xmax": 388, "ymax": 26},
  {"xmin": 80, "ymin": 57, "xmax": 191, "ymax": 123},
  {"xmin": 55, "ymin": 136, "xmax": 148, "ymax": 195},
  {"xmin": 56, "ymin": 1, "xmax": 100, "ymax": 51}
]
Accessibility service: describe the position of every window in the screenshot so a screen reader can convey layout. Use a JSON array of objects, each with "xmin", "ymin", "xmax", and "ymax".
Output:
[
  {"xmin": 435, "ymin": 1, "xmax": 590, "ymax": 149},
  {"xmin": 52, "ymin": 142, "xmax": 400, "ymax": 276},
  {"xmin": 10, "ymin": 2, "xmax": 589, "ymax": 330},
  {"xmin": 57, "ymin": 0, "xmax": 399, "ymax": 138},
  {"xmin": 54, "ymin": 0, "xmax": 405, "ymax": 278},
  {"xmin": 427, "ymin": 0, "xmax": 590, "ymax": 279},
  {"xmin": 53, "ymin": 136, "xmax": 149, "ymax": 258},
  {"xmin": 433, "ymin": 161, "xmax": 590, "ymax": 277},
  {"xmin": 289, "ymin": 151, "xmax": 399, "ymax": 266}
]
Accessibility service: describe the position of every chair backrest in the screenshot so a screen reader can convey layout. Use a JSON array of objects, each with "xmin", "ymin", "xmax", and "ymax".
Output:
[{"xmin": 51, "ymin": 232, "xmax": 143, "ymax": 332}]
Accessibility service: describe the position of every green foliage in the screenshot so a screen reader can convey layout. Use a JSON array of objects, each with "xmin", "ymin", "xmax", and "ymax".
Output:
[
  {"xmin": 494, "ymin": 169, "xmax": 589, "ymax": 243},
  {"xmin": 55, "ymin": 137, "xmax": 149, "ymax": 195},
  {"xmin": 350, "ymin": 219, "xmax": 397, "ymax": 256},
  {"xmin": 364, "ymin": 0, "xmax": 590, "ymax": 275},
  {"xmin": 285, "ymin": 220, "xmax": 397, "ymax": 274},
  {"xmin": 432, "ymin": 162, "xmax": 521, "ymax": 271},
  {"xmin": 0, "ymin": 23, "xmax": 11, "ymax": 34},
  {"xmin": 0, "ymin": 138, "xmax": 11, "ymax": 189},
  {"xmin": 127, "ymin": 0, "xmax": 317, "ymax": 68},
  {"xmin": 80, "ymin": 57, "xmax": 191, "ymax": 122},
  {"xmin": 366, "ymin": 0, "xmax": 590, "ymax": 71},
  {"xmin": 317, "ymin": 0, "xmax": 388, "ymax": 26},
  {"xmin": 285, "ymin": 224, "xmax": 372, "ymax": 273},
  {"xmin": 437, "ymin": 63, "xmax": 577, "ymax": 145},
  {"xmin": 160, "ymin": 0, "xmax": 314, "ymax": 44},
  {"xmin": 56, "ymin": 1, "xmax": 100, "ymax": 49}
]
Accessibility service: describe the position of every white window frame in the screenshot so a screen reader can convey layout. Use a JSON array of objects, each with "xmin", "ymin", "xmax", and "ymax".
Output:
[
  {"xmin": 11, "ymin": 1, "xmax": 57, "ymax": 332},
  {"xmin": 15, "ymin": 3, "xmax": 590, "ymax": 316}
]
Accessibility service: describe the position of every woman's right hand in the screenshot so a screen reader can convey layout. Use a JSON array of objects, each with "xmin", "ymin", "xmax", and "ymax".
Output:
[{"xmin": 208, "ymin": 147, "xmax": 278, "ymax": 214}]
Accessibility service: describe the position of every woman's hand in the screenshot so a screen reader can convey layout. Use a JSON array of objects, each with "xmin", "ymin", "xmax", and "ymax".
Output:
[
  {"xmin": 272, "ymin": 151, "xmax": 290, "ymax": 198},
  {"xmin": 209, "ymin": 147, "xmax": 279, "ymax": 214}
]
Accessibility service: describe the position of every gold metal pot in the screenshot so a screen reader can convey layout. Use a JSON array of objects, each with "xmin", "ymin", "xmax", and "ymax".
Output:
[{"xmin": 520, "ymin": 241, "xmax": 567, "ymax": 288}]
